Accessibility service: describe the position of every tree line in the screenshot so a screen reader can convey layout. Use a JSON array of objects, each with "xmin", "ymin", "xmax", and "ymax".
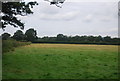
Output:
[
  {"xmin": 1, "ymin": 29, "xmax": 120, "ymax": 45},
  {"xmin": 1, "ymin": 28, "xmax": 36, "ymax": 53},
  {"xmin": 2, "ymin": 28, "xmax": 37, "ymax": 42},
  {"xmin": 36, "ymin": 34, "xmax": 120, "ymax": 45}
]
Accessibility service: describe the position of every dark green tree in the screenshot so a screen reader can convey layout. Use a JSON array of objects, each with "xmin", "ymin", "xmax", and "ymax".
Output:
[
  {"xmin": 94, "ymin": 35, "xmax": 103, "ymax": 42},
  {"xmin": 104, "ymin": 36, "xmax": 111, "ymax": 42},
  {"xmin": 12, "ymin": 30, "xmax": 25, "ymax": 41},
  {"xmin": 87, "ymin": 36, "xmax": 95, "ymax": 42},
  {"xmin": 72, "ymin": 35, "xmax": 80, "ymax": 41},
  {"xmin": 57, "ymin": 34, "xmax": 67, "ymax": 41},
  {"xmin": 2, "ymin": 33, "xmax": 11, "ymax": 40},
  {"xmin": 1, "ymin": 1, "xmax": 38, "ymax": 30},
  {"xmin": 25, "ymin": 28, "xmax": 37, "ymax": 42}
]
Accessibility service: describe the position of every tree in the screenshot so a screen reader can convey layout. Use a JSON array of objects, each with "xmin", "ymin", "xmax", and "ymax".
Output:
[
  {"xmin": 94, "ymin": 35, "xmax": 103, "ymax": 42},
  {"xmin": 1, "ymin": 0, "xmax": 66, "ymax": 31},
  {"xmin": 45, "ymin": 0, "xmax": 65, "ymax": 8},
  {"xmin": 56, "ymin": 34, "xmax": 67, "ymax": 41},
  {"xmin": 1, "ymin": 1, "xmax": 38, "ymax": 30},
  {"xmin": 87, "ymin": 36, "xmax": 95, "ymax": 42},
  {"xmin": 12, "ymin": 30, "xmax": 25, "ymax": 41},
  {"xmin": 2, "ymin": 33, "xmax": 11, "ymax": 40},
  {"xmin": 104, "ymin": 36, "xmax": 111, "ymax": 42},
  {"xmin": 25, "ymin": 28, "xmax": 37, "ymax": 42},
  {"xmin": 57, "ymin": 34, "xmax": 64, "ymax": 41},
  {"xmin": 72, "ymin": 35, "xmax": 80, "ymax": 41}
]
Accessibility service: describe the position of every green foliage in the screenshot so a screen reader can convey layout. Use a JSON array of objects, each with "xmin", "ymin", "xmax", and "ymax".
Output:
[
  {"xmin": 12, "ymin": 30, "xmax": 25, "ymax": 41},
  {"xmin": 35, "ymin": 34, "xmax": 120, "ymax": 45},
  {"xmin": 2, "ymin": 39, "xmax": 31, "ymax": 53},
  {"xmin": 2, "ymin": 33, "xmax": 11, "ymax": 40},
  {"xmin": 25, "ymin": 28, "xmax": 38, "ymax": 42},
  {"xmin": 3, "ymin": 44, "xmax": 118, "ymax": 79},
  {"xmin": 1, "ymin": 1, "xmax": 38, "ymax": 29},
  {"xmin": 2, "ymin": 28, "xmax": 38, "ymax": 42},
  {"xmin": 57, "ymin": 34, "xmax": 68, "ymax": 41}
]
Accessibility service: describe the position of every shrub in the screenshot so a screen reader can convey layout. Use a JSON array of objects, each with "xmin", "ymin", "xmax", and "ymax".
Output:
[{"xmin": 2, "ymin": 39, "xmax": 31, "ymax": 53}]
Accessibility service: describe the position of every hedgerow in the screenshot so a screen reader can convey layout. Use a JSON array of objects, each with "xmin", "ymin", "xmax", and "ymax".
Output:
[{"xmin": 2, "ymin": 39, "xmax": 31, "ymax": 53}]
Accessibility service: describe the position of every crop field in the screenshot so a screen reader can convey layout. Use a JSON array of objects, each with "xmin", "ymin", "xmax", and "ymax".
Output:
[{"xmin": 3, "ymin": 44, "xmax": 118, "ymax": 79}]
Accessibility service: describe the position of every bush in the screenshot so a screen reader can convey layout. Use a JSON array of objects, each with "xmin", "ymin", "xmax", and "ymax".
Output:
[{"xmin": 2, "ymin": 39, "xmax": 31, "ymax": 53}]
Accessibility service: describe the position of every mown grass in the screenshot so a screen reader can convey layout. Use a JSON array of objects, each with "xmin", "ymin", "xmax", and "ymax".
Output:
[{"xmin": 3, "ymin": 44, "xmax": 118, "ymax": 79}]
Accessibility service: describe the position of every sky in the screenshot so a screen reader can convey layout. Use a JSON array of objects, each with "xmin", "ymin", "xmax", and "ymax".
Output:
[{"xmin": 0, "ymin": 0, "xmax": 119, "ymax": 37}]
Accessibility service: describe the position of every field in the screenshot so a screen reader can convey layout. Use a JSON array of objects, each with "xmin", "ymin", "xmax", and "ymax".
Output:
[{"xmin": 3, "ymin": 44, "xmax": 118, "ymax": 79}]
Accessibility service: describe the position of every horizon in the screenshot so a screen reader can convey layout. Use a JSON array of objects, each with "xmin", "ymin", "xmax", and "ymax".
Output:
[{"xmin": 1, "ymin": 31, "xmax": 119, "ymax": 38}]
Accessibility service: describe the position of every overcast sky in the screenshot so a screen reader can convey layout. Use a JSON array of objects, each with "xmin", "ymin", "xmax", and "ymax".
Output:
[{"xmin": 0, "ymin": 0, "xmax": 119, "ymax": 37}]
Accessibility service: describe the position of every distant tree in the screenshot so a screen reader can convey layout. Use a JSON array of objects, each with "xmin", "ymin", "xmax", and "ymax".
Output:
[
  {"xmin": 35, "ymin": 34, "xmax": 120, "ymax": 45},
  {"xmin": 112, "ymin": 38, "xmax": 120, "ymax": 42},
  {"xmin": 25, "ymin": 28, "xmax": 37, "ymax": 42},
  {"xmin": 71, "ymin": 35, "xmax": 80, "ymax": 41},
  {"xmin": 1, "ymin": 1, "xmax": 38, "ymax": 30},
  {"xmin": 85, "ymin": 36, "xmax": 94, "ymax": 42},
  {"xmin": 80, "ymin": 36, "xmax": 88, "ymax": 41},
  {"xmin": 57, "ymin": 34, "xmax": 64, "ymax": 40},
  {"xmin": 57, "ymin": 34, "xmax": 67, "ymax": 41},
  {"xmin": 94, "ymin": 35, "xmax": 103, "ymax": 42},
  {"xmin": 12, "ymin": 30, "xmax": 25, "ymax": 41},
  {"xmin": 2, "ymin": 33, "xmax": 11, "ymax": 40},
  {"xmin": 104, "ymin": 36, "xmax": 111, "ymax": 42}
]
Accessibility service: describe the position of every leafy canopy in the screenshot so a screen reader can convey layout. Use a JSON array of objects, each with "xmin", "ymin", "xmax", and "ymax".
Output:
[
  {"xmin": 12, "ymin": 30, "xmax": 25, "ymax": 41},
  {"xmin": 1, "ymin": 1, "xmax": 38, "ymax": 30},
  {"xmin": 25, "ymin": 28, "xmax": 37, "ymax": 42},
  {"xmin": 2, "ymin": 33, "xmax": 11, "ymax": 40}
]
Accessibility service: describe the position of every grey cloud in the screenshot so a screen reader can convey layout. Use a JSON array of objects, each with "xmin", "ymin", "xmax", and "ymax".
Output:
[
  {"xmin": 38, "ymin": 11, "xmax": 80, "ymax": 21},
  {"xmin": 39, "ymin": 5, "xmax": 60, "ymax": 14},
  {"xmin": 31, "ymin": 2, "xmax": 80, "ymax": 21},
  {"xmin": 99, "ymin": 16, "xmax": 112, "ymax": 22},
  {"xmin": 83, "ymin": 14, "xmax": 93, "ymax": 22}
]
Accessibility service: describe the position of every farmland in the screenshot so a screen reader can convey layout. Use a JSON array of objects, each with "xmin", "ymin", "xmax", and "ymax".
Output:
[{"xmin": 2, "ymin": 44, "xmax": 118, "ymax": 79}]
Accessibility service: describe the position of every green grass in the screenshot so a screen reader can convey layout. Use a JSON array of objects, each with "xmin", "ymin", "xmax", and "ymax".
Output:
[{"xmin": 3, "ymin": 44, "xmax": 119, "ymax": 79}]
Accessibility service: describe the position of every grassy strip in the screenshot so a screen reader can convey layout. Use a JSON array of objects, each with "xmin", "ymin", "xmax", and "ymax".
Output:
[{"xmin": 2, "ymin": 39, "xmax": 31, "ymax": 53}]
